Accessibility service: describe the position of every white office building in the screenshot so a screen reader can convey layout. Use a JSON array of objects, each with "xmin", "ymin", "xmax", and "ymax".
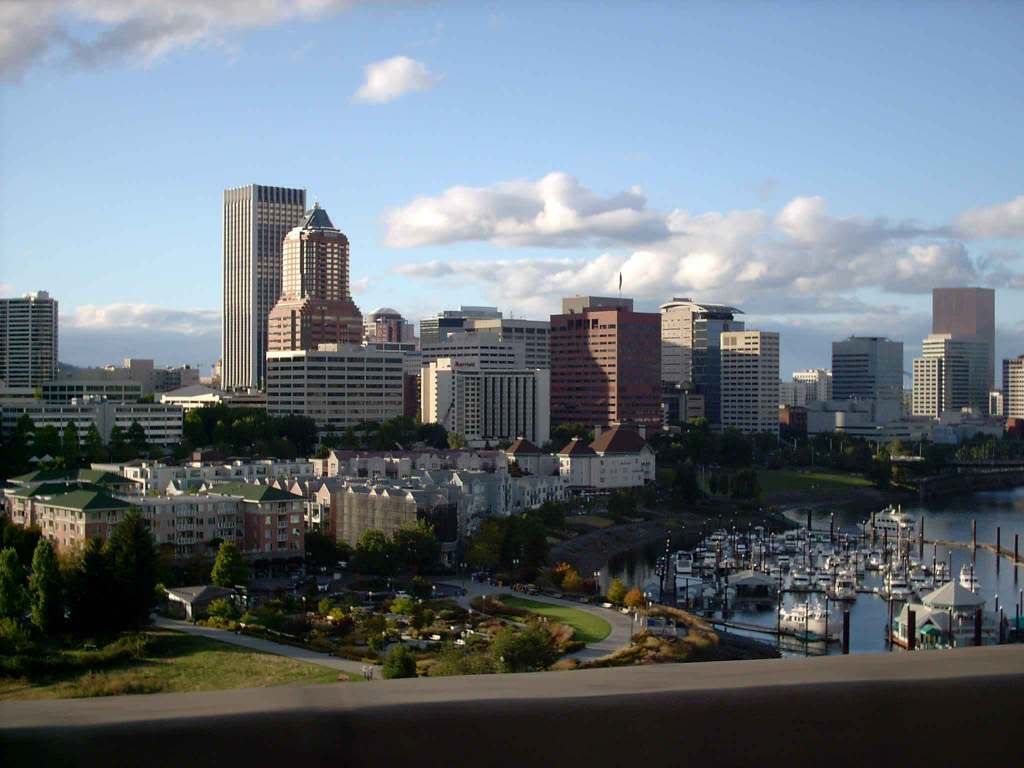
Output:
[
  {"xmin": 421, "ymin": 359, "xmax": 550, "ymax": 447},
  {"xmin": 720, "ymin": 330, "xmax": 780, "ymax": 434},
  {"xmin": 265, "ymin": 344, "xmax": 405, "ymax": 432},
  {"xmin": 912, "ymin": 334, "xmax": 990, "ymax": 417},
  {"xmin": 0, "ymin": 400, "xmax": 183, "ymax": 446},
  {"xmin": 0, "ymin": 291, "xmax": 58, "ymax": 389}
]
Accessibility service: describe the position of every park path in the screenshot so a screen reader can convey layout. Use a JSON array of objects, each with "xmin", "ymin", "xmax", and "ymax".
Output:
[
  {"xmin": 152, "ymin": 617, "xmax": 379, "ymax": 677},
  {"xmin": 449, "ymin": 579, "xmax": 633, "ymax": 661}
]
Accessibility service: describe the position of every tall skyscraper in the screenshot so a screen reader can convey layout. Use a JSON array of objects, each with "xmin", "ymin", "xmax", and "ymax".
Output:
[
  {"xmin": 1003, "ymin": 356, "xmax": 1024, "ymax": 418},
  {"xmin": 0, "ymin": 291, "xmax": 58, "ymax": 389},
  {"xmin": 364, "ymin": 308, "xmax": 417, "ymax": 345},
  {"xmin": 659, "ymin": 297, "xmax": 744, "ymax": 424},
  {"xmin": 831, "ymin": 336, "xmax": 903, "ymax": 402},
  {"xmin": 720, "ymin": 330, "xmax": 780, "ymax": 434},
  {"xmin": 267, "ymin": 204, "xmax": 363, "ymax": 352},
  {"xmin": 792, "ymin": 368, "xmax": 832, "ymax": 402},
  {"xmin": 932, "ymin": 287, "xmax": 995, "ymax": 391},
  {"xmin": 550, "ymin": 296, "xmax": 661, "ymax": 428},
  {"xmin": 912, "ymin": 334, "xmax": 989, "ymax": 417},
  {"xmin": 222, "ymin": 184, "xmax": 306, "ymax": 390}
]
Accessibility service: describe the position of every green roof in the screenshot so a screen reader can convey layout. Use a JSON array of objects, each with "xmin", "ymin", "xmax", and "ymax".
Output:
[
  {"xmin": 44, "ymin": 490, "xmax": 133, "ymax": 512},
  {"xmin": 210, "ymin": 482, "xmax": 303, "ymax": 503},
  {"xmin": 10, "ymin": 468, "xmax": 131, "ymax": 487},
  {"xmin": 11, "ymin": 481, "xmax": 108, "ymax": 498},
  {"xmin": 920, "ymin": 625, "xmax": 942, "ymax": 636}
]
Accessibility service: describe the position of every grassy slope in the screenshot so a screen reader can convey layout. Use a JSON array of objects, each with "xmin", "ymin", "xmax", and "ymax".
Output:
[
  {"xmin": 0, "ymin": 630, "xmax": 344, "ymax": 701},
  {"xmin": 757, "ymin": 469, "xmax": 872, "ymax": 496},
  {"xmin": 499, "ymin": 596, "xmax": 611, "ymax": 644}
]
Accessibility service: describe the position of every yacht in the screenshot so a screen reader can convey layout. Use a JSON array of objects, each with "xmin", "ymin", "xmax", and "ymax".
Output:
[
  {"xmin": 830, "ymin": 569, "xmax": 858, "ymax": 601},
  {"xmin": 880, "ymin": 571, "xmax": 916, "ymax": 601},
  {"xmin": 866, "ymin": 505, "xmax": 915, "ymax": 538},
  {"xmin": 674, "ymin": 551, "xmax": 693, "ymax": 576},
  {"xmin": 933, "ymin": 561, "xmax": 951, "ymax": 584},
  {"xmin": 959, "ymin": 564, "xmax": 981, "ymax": 593},
  {"xmin": 815, "ymin": 572, "xmax": 833, "ymax": 591},
  {"xmin": 790, "ymin": 568, "xmax": 811, "ymax": 590},
  {"xmin": 779, "ymin": 599, "xmax": 840, "ymax": 641}
]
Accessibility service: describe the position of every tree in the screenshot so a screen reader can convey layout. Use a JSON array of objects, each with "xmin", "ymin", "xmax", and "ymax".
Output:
[
  {"xmin": 381, "ymin": 644, "xmax": 418, "ymax": 679},
  {"xmin": 465, "ymin": 519, "xmax": 504, "ymax": 571},
  {"xmin": 305, "ymin": 531, "xmax": 349, "ymax": 567},
  {"xmin": 729, "ymin": 469, "xmax": 762, "ymax": 501},
  {"xmin": 561, "ymin": 569, "xmax": 583, "ymax": 593},
  {"xmin": 491, "ymin": 625, "xmax": 558, "ymax": 673},
  {"xmin": 3, "ymin": 524, "xmax": 41, "ymax": 570},
  {"xmin": 34, "ymin": 425, "xmax": 61, "ymax": 460},
  {"xmin": 446, "ymin": 431, "xmax": 466, "ymax": 449},
  {"xmin": 83, "ymin": 424, "xmax": 106, "ymax": 463},
  {"xmin": 126, "ymin": 420, "xmax": 148, "ymax": 454},
  {"xmin": 207, "ymin": 597, "xmax": 238, "ymax": 621},
  {"xmin": 606, "ymin": 578, "xmax": 627, "ymax": 606},
  {"xmin": 29, "ymin": 539, "xmax": 62, "ymax": 634},
  {"xmin": 352, "ymin": 529, "xmax": 395, "ymax": 576},
  {"xmin": 210, "ymin": 542, "xmax": 249, "ymax": 587},
  {"xmin": 61, "ymin": 422, "xmax": 81, "ymax": 469},
  {"xmin": 67, "ymin": 538, "xmax": 112, "ymax": 637},
  {"xmin": 392, "ymin": 520, "xmax": 440, "ymax": 574},
  {"xmin": 416, "ymin": 422, "xmax": 448, "ymax": 450},
  {"xmin": 107, "ymin": 509, "xmax": 158, "ymax": 628},
  {"xmin": 0, "ymin": 547, "xmax": 28, "ymax": 620},
  {"xmin": 108, "ymin": 425, "xmax": 128, "ymax": 461},
  {"xmin": 390, "ymin": 595, "xmax": 415, "ymax": 615},
  {"xmin": 624, "ymin": 587, "xmax": 645, "ymax": 610},
  {"xmin": 607, "ymin": 491, "xmax": 638, "ymax": 522}
]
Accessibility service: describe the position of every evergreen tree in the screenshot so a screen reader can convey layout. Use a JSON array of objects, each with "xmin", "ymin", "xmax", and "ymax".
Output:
[
  {"xmin": 210, "ymin": 542, "xmax": 249, "ymax": 587},
  {"xmin": 108, "ymin": 425, "xmax": 128, "ymax": 461},
  {"xmin": 0, "ymin": 547, "xmax": 28, "ymax": 620},
  {"xmin": 29, "ymin": 539, "xmax": 63, "ymax": 634},
  {"xmin": 126, "ymin": 420, "xmax": 148, "ymax": 454},
  {"xmin": 107, "ymin": 510, "xmax": 157, "ymax": 628},
  {"xmin": 61, "ymin": 422, "xmax": 81, "ymax": 469},
  {"xmin": 83, "ymin": 424, "xmax": 106, "ymax": 463},
  {"xmin": 68, "ymin": 538, "xmax": 113, "ymax": 637}
]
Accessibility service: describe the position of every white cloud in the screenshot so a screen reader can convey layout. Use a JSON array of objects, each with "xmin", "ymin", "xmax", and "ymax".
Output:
[
  {"xmin": 0, "ymin": 283, "xmax": 16, "ymax": 297},
  {"xmin": 956, "ymin": 195, "xmax": 1024, "ymax": 239},
  {"xmin": 353, "ymin": 55, "xmax": 441, "ymax": 103},
  {"xmin": 68, "ymin": 303, "xmax": 219, "ymax": 335},
  {"xmin": 385, "ymin": 172, "xmax": 668, "ymax": 247},
  {"xmin": 390, "ymin": 174, "xmax": 1024, "ymax": 320},
  {"xmin": 0, "ymin": 0, "xmax": 364, "ymax": 78}
]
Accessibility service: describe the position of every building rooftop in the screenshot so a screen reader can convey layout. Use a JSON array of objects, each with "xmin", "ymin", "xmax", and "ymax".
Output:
[
  {"xmin": 589, "ymin": 425, "xmax": 649, "ymax": 454},
  {"xmin": 300, "ymin": 202, "xmax": 335, "ymax": 230},
  {"xmin": 557, "ymin": 438, "xmax": 596, "ymax": 456},
  {"xmin": 209, "ymin": 482, "xmax": 304, "ymax": 502},
  {"xmin": 506, "ymin": 437, "xmax": 542, "ymax": 455},
  {"xmin": 44, "ymin": 489, "xmax": 133, "ymax": 511}
]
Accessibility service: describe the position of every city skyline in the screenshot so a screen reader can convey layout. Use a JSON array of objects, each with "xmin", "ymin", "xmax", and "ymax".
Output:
[{"xmin": 2, "ymin": 3, "xmax": 1024, "ymax": 375}]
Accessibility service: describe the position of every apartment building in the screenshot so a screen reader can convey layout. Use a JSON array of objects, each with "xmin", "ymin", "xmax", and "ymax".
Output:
[
  {"xmin": 0, "ymin": 291, "xmax": 58, "ymax": 390},
  {"xmin": 0, "ymin": 400, "xmax": 183, "ymax": 446},
  {"xmin": 720, "ymin": 330, "xmax": 780, "ymax": 434}
]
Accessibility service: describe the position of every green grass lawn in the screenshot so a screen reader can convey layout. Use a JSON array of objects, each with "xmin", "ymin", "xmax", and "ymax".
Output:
[
  {"xmin": 566, "ymin": 514, "xmax": 615, "ymax": 529},
  {"xmin": 0, "ymin": 630, "xmax": 345, "ymax": 701},
  {"xmin": 499, "ymin": 596, "xmax": 611, "ymax": 644},
  {"xmin": 757, "ymin": 469, "xmax": 873, "ymax": 496}
]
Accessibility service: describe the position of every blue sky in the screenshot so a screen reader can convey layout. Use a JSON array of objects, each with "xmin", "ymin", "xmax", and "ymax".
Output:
[{"xmin": 1, "ymin": 1, "xmax": 1023, "ymax": 377}]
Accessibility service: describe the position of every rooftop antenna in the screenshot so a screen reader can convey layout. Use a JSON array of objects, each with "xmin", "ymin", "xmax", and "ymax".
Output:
[{"xmin": 618, "ymin": 271, "xmax": 623, "ymax": 298}]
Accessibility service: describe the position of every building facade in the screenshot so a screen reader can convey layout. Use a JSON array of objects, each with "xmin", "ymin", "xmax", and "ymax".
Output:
[
  {"xmin": 550, "ymin": 296, "xmax": 661, "ymax": 428},
  {"xmin": 556, "ymin": 425, "xmax": 656, "ymax": 490},
  {"xmin": 421, "ymin": 359, "xmax": 550, "ymax": 447},
  {"xmin": 222, "ymin": 184, "xmax": 306, "ymax": 390},
  {"xmin": 419, "ymin": 306, "xmax": 501, "ymax": 346},
  {"xmin": 912, "ymin": 333, "xmax": 989, "ymax": 416},
  {"xmin": 1002, "ymin": 356, "xmax": 1024, "ymax": 418},
  {"xmin": 265, "ymin": 344, "xmax": 405, "ymax": 433},
  {"xmin": 720, "ymin": 330, "xmax": 780, "ymax": 434},
  {"xmin": 933, "ymin": 287, "xmax": 995, "ymax": 392},
  {"xmin": 0, "ymin": 400, "xmax": 183, "ymax": 446},
  {"xmin": 831, "ymin": 336, "xmax": 903, "ymax": 402},
  {"xmin": 659, "ymin": 298, "xmax": 744, "ymax": 424},
  {"xmin": 363, "ymin": 307, "xmax": 417, "ymax": 345},
  {"xmin": 0, "ymin": 291, "xmax": 58, "ymax": 389},
  {"xmin": 267, "ymin": 204, "xmax": 363, "ymax": 353},
  {"xmin": 463, "ymin": 317, "xmax": 550, "ymax": 369}
]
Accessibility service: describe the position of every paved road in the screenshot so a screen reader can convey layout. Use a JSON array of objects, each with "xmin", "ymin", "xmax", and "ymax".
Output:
[
  {"xmin": 153, "ymin": 617, "xmax": 379, "ymax": 676},
  {"xmin": 448, "ymin": 579, "xmax": 633, "ymax": 660}
]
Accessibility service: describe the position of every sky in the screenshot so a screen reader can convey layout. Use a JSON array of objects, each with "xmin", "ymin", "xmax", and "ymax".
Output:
[{"xmin": 1, "ymin": 1, "xmax": 1023, "ymax": 380}]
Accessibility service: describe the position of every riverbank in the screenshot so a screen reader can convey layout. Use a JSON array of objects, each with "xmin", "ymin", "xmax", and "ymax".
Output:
[{"xmin": 916, "ymin": 469, "xmax": 1024, "ymax": 499}]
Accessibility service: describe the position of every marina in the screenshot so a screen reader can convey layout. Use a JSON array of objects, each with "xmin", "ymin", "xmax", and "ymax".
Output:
[{"xmin": 599, "ymin": 487, "xmax": 1024, "ymax": 655}]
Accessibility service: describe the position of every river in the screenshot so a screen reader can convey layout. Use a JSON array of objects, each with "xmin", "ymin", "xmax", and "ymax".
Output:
[{"xmin": 597, "ymin": 488, "xmax": 1024, "ymax": 655}]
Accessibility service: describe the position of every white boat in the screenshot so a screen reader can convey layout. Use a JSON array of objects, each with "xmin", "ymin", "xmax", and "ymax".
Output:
[
  {"xmin": 778, "ymin": 599, "xmax": 839, "ymax": 641},
  {"xmin": 776, "ymin": 554, "xmax": 790, "ymax": 569},
  {"xmin": 674, "ymin": 551, "xmax": 693, "ymax": 576},
  {"xmin": 934, "ymin": 561, "xmax": 950, "ymax": 583},
  {"xmin": 959, "ymin": 564, "xmax": 981, "ymax": 593},
  {"xmin": 830, "ymin": 569, "xmax": 858, "ymax": 601},
  {"xmin": 814, "ymin": 573, "xmax": 832, "ymax": 591},
  {"xmin": 880, "ymin": 571, "xmax": 916, "ymax": 602},
  {"xmin": 789, "ymin": 568, "xmax": 811, "ymax": 590},
  {"xmin": 867, "ymin": 505, "xmax": 915, "ymax": 538}
]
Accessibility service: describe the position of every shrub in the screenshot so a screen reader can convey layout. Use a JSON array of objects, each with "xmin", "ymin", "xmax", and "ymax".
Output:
[
  {"xmin": 207, "ymin": 598, "xmax": 238, "ymax": 621},
  {"xmin": 381, "ymin": 644, "xmax": 417, "ymax": 679},
  {"xmin": 0, "ymin": 617, "xmax": 34, "ymax": 656}
]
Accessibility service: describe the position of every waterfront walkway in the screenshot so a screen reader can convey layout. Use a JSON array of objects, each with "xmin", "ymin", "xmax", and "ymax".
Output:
[{"xmin": 153, "ymin": 617, "xmax": 378, "ymax": 676}]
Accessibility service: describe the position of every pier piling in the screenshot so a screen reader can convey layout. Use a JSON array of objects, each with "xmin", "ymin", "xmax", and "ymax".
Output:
[
  {"xmin": 907, "ymin": 609, "xmax": 916, "ymax": 651},
  {"xmin": 997, "ymin": 527, "xmax": 1001, "ymax": 572},
  {"xmin": 842, "ymin": 610, "xmax": 850, "ymax": 655},
  {"xmin": 972, "ymin": 519, "xmax": 977, "ymax": 559},
  {"xmin": 974, "ymin": 608, "xmax": 983, "ymax": 647}
]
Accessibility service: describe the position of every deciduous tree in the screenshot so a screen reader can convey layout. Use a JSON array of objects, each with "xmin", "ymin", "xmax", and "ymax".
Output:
[
  {"xmin": 606, "ymin": 578, "xmax": 627, "ymax": 605},
  {"xmin": 29, "ymin": 539, "xmax": 62, "ymax": 633},
  {"xmin": 0, "ymin": 547, "xmax": 28, "ymax": 620},
  {"xmin": 210, "ymin": 542, "xmax": 249, "ymax": 587},
  {"xmin": 381, "ymin": 644, "xmax": 418, "ymax": 679}
]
